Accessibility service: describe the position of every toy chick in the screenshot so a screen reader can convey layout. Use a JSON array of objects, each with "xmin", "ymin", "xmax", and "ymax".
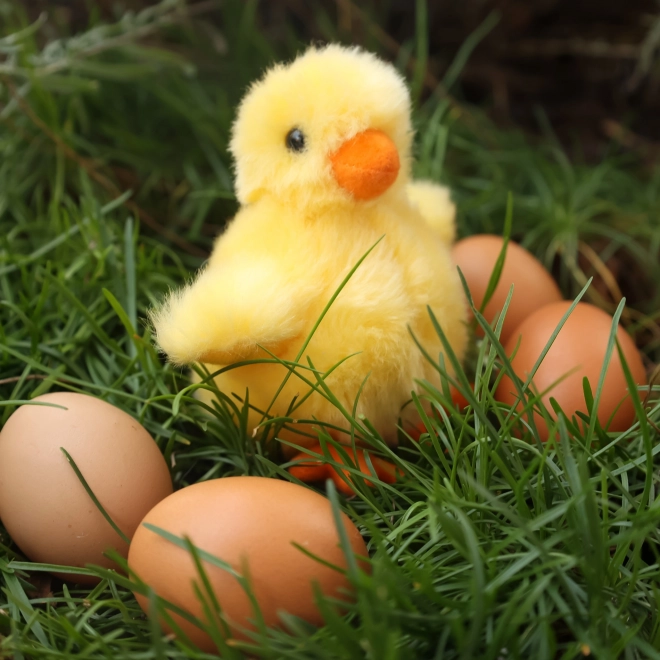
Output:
[{"xmin": 151, "ymin": 44, "xmax": 468, "ymax": 492}]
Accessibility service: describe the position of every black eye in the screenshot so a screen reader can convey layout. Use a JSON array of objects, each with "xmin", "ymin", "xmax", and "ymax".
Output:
[{"xmin": 285, "ymin": 128, "xmax": 306, "ymax": 153}]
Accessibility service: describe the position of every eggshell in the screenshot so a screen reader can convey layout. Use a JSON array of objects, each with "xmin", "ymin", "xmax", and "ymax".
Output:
[
  {"xmin": 0, "ymin": 392, "xmax": 173, "ymax": 583},
  {"xmin": 452, "ymin": 234, "xmax": 563, "ymax": 344},
  {"xmin": 495, "ymin": 301, "xmax": 647, "ymax": 440},
  {"xmin": 127, "ymin": 477, "xmax": 369, "ymax": 651}
]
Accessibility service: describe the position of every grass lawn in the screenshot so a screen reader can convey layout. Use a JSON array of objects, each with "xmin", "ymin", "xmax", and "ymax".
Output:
[{"xmin": 1, "ymin": 1, "xmax": 659, "ymax": 658}]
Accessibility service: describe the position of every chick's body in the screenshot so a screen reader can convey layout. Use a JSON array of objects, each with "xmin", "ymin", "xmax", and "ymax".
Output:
[{"xmin": 152, "ymin": 45, "xmax": 467, "ymax": 448}]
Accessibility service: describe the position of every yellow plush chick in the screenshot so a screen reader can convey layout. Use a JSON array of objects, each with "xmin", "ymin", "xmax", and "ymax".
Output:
[{"xmin": 151, "ymin": 44, "xmax": 467, "ymax": 472}]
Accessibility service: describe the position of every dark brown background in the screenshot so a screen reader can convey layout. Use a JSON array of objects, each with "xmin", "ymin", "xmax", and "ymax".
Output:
[{"xmin": 20, "ymin": 0, "xmax": 660, "ymax": 160}]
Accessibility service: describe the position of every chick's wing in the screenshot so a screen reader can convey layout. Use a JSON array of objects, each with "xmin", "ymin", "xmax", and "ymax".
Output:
[{"xmin": 150, "ymin": 256, "xmax": 313, "ymax": 366}]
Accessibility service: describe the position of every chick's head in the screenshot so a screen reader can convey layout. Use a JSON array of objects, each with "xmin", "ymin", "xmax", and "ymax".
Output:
[{"xmin": 230, "ymin": 44, "xmax": 413, "ymax": 210}]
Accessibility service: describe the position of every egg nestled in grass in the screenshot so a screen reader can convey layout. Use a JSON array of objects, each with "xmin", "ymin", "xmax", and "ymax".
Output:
[
  {"xmin": 495, "ymin": 301, "xmax": 647, "ymax": 440},
  {"xmin": 0, "ymin": 392, "xmax": 173, "ymax": 583},
  {"xmin": 452, "ymin": 234, "xmax": 563, "ymax": 344},
  {"xmin": 127, "ymin": 477, "xmax": 369, "ymax": 651}
]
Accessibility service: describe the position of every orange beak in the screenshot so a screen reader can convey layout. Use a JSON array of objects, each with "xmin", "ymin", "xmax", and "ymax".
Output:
[{"xmin": 329, "ymin": 129, "xmax": 400, "ymax": 201}]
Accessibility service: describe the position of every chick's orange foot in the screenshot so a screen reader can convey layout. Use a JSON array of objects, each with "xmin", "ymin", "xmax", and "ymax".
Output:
[{"xmin": 288, "ymin": 443, "xmax": 402, "ymax": 496}]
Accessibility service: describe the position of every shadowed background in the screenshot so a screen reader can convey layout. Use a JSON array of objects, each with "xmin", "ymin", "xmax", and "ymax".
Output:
[{"xmin": 20, "ymin": 0, "xmax": 660, "ymax": 158}]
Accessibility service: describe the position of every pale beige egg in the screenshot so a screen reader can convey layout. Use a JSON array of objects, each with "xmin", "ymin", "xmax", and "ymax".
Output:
[{"xmin": 0, "ymin": 392, "xmax": 173, "ymax": 583}]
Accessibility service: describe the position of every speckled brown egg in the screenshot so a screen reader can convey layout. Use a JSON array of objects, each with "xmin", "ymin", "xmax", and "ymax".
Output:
[
  {"xmin": 0, "ymin": 392, "xmax": 173, "ymax": 583},
  {"xmin": 452, "ymin": 234, "xmax": 563, "ymax": 344},
  {"xmin": 495, "ymin": 301, "xmax": 647, "ymax": 440},
  {"xmin": 127, "ymin": 477, "xmax": 370, "ymax": 651}
]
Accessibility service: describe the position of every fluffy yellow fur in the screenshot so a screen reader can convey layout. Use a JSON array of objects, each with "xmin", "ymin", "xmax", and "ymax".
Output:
[
  {"xmin": 406, "ymin": 181, "xmax": 457, "ymax": 244},
  {"xmin": 151, "ymin": 44, "xmax": 467, "ymax": 449}
]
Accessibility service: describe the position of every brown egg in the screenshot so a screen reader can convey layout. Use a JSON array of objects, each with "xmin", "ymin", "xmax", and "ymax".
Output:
[
  {"xmin": 0, "ymin": 392, "xmax": 173, "ymax": 583},
  {"xmin": 127, "ymin": 477, "xmax": 369, "ymax": 651},
  {"xmin": 452, "ymin": 234, "xmax": 563, "ymax": 344},
  {"xmin": 495, "ymin": 301, "xmax": 647, "ymax": 440}
]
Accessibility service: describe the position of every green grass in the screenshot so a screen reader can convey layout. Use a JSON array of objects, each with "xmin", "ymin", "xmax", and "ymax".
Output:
[{"xmin": 1, "ymin": 1, "xmax": 660, "ymax": 658}]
